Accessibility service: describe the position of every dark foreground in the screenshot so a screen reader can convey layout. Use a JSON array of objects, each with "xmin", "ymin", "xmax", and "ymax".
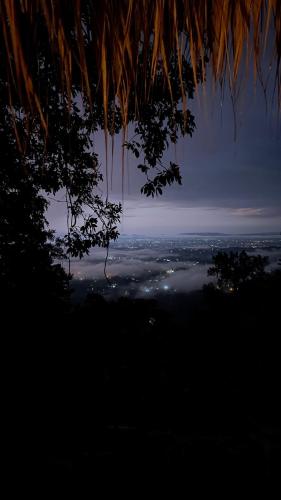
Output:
[{"xmin": 3, "ymin": 272, "xmax": 281, "ymax": 496}]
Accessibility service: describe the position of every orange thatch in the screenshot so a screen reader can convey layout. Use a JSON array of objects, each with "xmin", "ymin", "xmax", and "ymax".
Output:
[{"xmin": 0, "ymin": 0, "xmax": 280, "ymax": 130}]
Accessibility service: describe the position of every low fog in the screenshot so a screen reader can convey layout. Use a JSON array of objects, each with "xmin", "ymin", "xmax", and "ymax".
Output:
[{"xmin": 66, "ymin": 235, "xmax": 281, "ymax": 299}]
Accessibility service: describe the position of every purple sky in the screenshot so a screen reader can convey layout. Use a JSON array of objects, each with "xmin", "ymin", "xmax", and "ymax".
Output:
[{"xmin": 48, "ymin": 74, "xmax": 281, "ymax": 236}]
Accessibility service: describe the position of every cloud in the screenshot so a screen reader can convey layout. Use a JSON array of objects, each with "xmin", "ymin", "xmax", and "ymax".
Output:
[
  {"xmin": 229, "ymin": 207, "xmax": 281, "ymax": 218},
  {"xmin": 137, "ymin": 263, "xmax": 213, "ymax": 296}
]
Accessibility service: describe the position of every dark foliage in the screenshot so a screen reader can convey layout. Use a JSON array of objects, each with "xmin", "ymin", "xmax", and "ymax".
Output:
[
  {"xmin": 66, "ymin": 267, "xmax": 280, "ymax": 493},
  {"xmin": 208, "ymin": 250, "xmax": 269, "ymax": 291}
]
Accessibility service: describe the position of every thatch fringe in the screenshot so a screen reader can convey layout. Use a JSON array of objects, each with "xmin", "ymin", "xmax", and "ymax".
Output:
[{"xmin": 1, "ymin": 0, "xmax": 280, "ymax": 130}]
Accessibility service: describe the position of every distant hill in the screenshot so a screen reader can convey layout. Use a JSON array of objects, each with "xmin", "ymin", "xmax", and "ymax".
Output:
[{"xmin": 179, "ymin": 232, "xmax": 281, "ymax": 237}]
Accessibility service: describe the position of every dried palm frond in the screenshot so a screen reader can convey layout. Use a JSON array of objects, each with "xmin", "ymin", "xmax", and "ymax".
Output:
[{"xmin": 0, "ymin": 0, "xmax": 280, "ymax": 132}]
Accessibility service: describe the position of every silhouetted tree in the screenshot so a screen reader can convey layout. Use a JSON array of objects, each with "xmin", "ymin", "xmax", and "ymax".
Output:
[
  {"xmin": 0, "ymin": 111, "xmax": 68, "ymax": 312},
  {"xmin": 0, "ymin": 66, "xmax": 124, "ymax": 310},
  {"xmin": 0, "ymin": 23, "xmax": 202, "ymax": 311},
  {"xmin": 208, "ymin": 250, "xmax": 269, "ymax": 292}
]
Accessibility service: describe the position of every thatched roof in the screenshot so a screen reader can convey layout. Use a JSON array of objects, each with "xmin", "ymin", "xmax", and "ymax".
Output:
[{"xmin": 1, "ymin": 0, "xmax": 280, "ymax": 130}]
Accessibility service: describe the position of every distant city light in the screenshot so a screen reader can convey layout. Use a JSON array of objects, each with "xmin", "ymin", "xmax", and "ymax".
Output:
[{"xmin": 72, "ymin": 235, "xmax": 281, "ymax": 298}]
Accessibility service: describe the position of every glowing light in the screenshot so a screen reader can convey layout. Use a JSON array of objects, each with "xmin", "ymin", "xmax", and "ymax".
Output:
[{"xmin": 166, "ymin": 269, "xmax": 174, "ymax": 274}]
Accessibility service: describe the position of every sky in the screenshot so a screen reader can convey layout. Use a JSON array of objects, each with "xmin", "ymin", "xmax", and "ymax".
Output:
[{"xmin": 48, "ymin": 72, "xmax": 281, "ymax": 237}]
